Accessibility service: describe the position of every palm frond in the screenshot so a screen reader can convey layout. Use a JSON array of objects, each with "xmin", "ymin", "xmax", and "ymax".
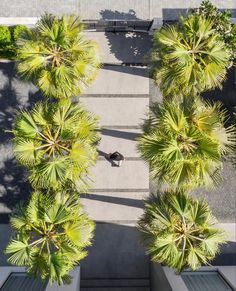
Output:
[
  {"xmin": 138, "ymin": 190, "xmax": 226, "ymax": 273},
  {"xmin": 17, "ymin": 13, "xmax": 100, "ymax": 98}
]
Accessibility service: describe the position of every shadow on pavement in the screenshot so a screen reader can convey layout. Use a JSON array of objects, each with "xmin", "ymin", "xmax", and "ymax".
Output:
[
  {"xmin": 213, "ymin": 241, "xmax": 236, "ymax": 266},
  {"xmin": 100, "ymin": 10, "xmax": 152, "ymax": 64},
  {"xmin": 0, "ymin": 62, "xmax": 41, "ymax": 222},
  {"xmin": 202, "ymin": 68, "xmax": 236, "ymax": 123},
  {"xmin": 81, "ymin": 193, "xmax": 143, "ymax": 209},
  {"xmin": 103, "ymin": 64, "xmax": 149, "ymax": 78},
  {"xmin": 80, "ymin": 222, "xmax": 149, "ymax": 279},
  {"xmin": 102, "ymin": 128, "xmax": 140, "ymax": 141},
  {"xmin": 100, "ymin": 9, "xmax": 139, "ymax": 20}
]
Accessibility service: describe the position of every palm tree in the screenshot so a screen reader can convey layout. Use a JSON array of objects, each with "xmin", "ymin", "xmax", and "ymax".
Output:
[
  {"xmin": 17, "ymin": 13, "xmax": 100, "ymax": 99},
  {"xmin": 138, "ymin": 98, "xmax": 235, "ymax": 189},
  {"xmin": 12, "ymin": 100, "xmax": 100, "ymax": 191},
  {"xmin": 6, "ymin": 190, "xmax": 95, "ymax": 285},
  {"xmin": 151, "ymin": 14, "xmax": 230, "ymax": 97},
  {"xmin": 138, "ymin": 190, "xmax": 226, "ymax": 273}
]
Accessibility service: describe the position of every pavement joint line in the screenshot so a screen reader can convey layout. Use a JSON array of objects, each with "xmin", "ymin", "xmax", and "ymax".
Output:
[
  {"xmin": 79, "ymin": 94, "xmax": 150, "ymax": 98},
  {"xmin": 101, "ymin": 125, "xmax": 141, "ymax": 129},
  {"xmin": 98, "ymin": 157, "xmax": 141, "ymax": 161},
  {"xmin": 90, "ymin": 189, "xmax": 150, "ymax": 193},
  {"xmin": 102, "ymin": 62, "xmax": 147, "ymax": 67},
  {"xmin": 95, "ymin": 220, "xmax": 140, "ymax": 224},
  {"xmin": 81, "ymin": 277, "xmax": 149, "ymax": 281}
]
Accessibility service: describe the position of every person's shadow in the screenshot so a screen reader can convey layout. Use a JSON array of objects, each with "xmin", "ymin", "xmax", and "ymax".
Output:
[{"xmin": 98, "ymin": 150, "xmax": 121, "ymax": 167}]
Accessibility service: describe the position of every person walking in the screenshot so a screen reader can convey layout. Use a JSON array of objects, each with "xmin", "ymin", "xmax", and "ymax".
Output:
[{"xmin": 108, "ymin": 151, "xmax": 125, "ymax": 167}]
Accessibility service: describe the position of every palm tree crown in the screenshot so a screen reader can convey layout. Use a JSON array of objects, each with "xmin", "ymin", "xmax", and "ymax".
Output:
[
  {"xmin": 6, "ymin": 191, "xmax": 95, "ymax": 285},
  {"xmin": 138, "ymin": 190, "xmax": 226, "ymax": 273},
  {"xmin": 17, "ymin": 13, "xmax": 100, "ymax": 98},
  {"xmin": 12, "ymin": 100, "xmax": 100, "ymax": 191},
  {"xmin": 138, "ymin": 98, "xmax": 235, "ymax": 189},
  {"xmin": 151, "ymin": 14, "xmax": 230, "ymax": 97}
]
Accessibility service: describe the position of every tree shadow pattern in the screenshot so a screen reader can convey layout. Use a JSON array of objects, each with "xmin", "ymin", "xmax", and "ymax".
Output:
[{"xmin": 0, "ymin": 62, "xmax": 42, "ymax": 222}]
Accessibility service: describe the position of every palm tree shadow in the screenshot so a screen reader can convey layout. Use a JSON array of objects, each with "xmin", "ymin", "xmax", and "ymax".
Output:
[
  {"xmin": 202, "ymin": 67, "xmax": 236, "ymax": 124},
  {"xmin": 99, "ymin": 10, "xmax": 153, "ymax": 64},
  {"xmin": 0, "ymin": 61, "xmax": 41, "ymax": 222}
]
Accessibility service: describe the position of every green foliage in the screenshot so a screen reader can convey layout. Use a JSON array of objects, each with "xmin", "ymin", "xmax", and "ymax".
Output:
[
  {"xmin": 6, "ymin": 191, "xmax": 95, "ymax": 284},
  {"xmin": 12, "ymin": 25, "xmax": 28, "ymax": 41},
  {"xmin": 193, "ymin": 0, "xmax": 236, "ymax": 62},
  {"xmin": 0, "ymin": 25, "xmax": 11, "ymax": 45},
  {"xmin": 138, "ymin": 190, "xmax": 226, "ymax": 273},
  {"xmin": 17, "ymin": 13, "xmax": 100, "ymax": 98},
  {"xmin": 12, "ymin": 100, "xmax": 100, "ymax": 191},
  {"xmin": 151, "ymin": 14, "xmax": 230, "ymax": 97},
  {"xmin": 138, "ymin": 98, "xmax": 236, "ymax": 189},
  {"xmin": 0, "ymin": 25, "xmax": 28, "ymax": 59}
]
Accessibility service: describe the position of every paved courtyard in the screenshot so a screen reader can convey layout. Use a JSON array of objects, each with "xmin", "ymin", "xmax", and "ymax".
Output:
[{"xmin": 0, "ymin": 20, "xmax": 235, "ymax": 291}]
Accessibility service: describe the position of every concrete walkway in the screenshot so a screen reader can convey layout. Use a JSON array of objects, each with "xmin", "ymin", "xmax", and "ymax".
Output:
[
  {"xmin": 0, "ymin": 0, "xmax": 235, "ymax": 19},
  {"xmin": 78, "ymin": 31, "xmax": 150, "ymax": 289}
]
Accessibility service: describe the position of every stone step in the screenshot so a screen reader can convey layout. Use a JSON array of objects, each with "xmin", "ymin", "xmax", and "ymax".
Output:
[
  {"xmin": 81, "ymin": 191, "xmax": 149, "ymax": 221},
  {"xmin": 88, "ymin": 160, "xmax": 149, "ymax": 190},
  {"xmin": 84, "ymin": 32, "xmax": 152, "ymax": 64},
  {"xmin": 80, "ymin": 97, "xmax": 149, "ymax": 127},
  {"xmin": 82, "ymin": 66, "xmax": 149, "ymax": 95},
  {"xmin": 81, "ymin": 278, "xmax": 149, "ymax": 288}
]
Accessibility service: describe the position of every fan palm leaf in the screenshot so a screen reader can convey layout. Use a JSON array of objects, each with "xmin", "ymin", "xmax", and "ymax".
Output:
[
  {"xmin": 151, "ymin": 14, "xmax": 230, "ymax": 97},
  {"xmin": 6, "ymin": 190, "xmax": 95, "ymax": 284},
  {"xmin": 138, "ymin": 98, "xmax": 236, "ymax": 189},
  {"xmin": 138, "ymin": 190, "xmax": 226, "ymax": 273},
  {"xmin": 12, "ymin": 100, "xmax": 100, "ymax": 191},
  {"xmin": 17, "ymin": 13, "xmax": 100, "ymax": 99}
]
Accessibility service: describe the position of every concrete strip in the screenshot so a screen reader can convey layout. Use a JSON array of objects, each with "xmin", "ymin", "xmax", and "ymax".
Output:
[
  {"xmin": 0, "ymin": 0, "xmax": 77, "ymax": 17},
  {"xmin": 84, "ymin": 66, "xmax": 149, "ymax": 95},
  {"xmin": 151, "ymin": 0, "xmax": 236, "ymax": 19},
  {"xmin": 99, "ymin": 128, "xmax": 141, "ymax": 158},
  {"xmin": 0, "ymin": 17, "xmax": 38, "ymax": 25},
  {"xmin": 219, "ymin": 223, "xmax": 236, "ymax": 242},
  {"xmin": 81, "ymin": 191, "xmax": 149, "ymax": 221},
  {"xmin": 80, "ymin": 97, "xmax": 149, "ymax": 127},
  {"xmin": 79, "ymin": 0, "xmax": 149, "ymax": 20},
  {"xmin": 193, "ymin": 160, "xmax": 236, "ymax": 223},
  {"xmin": 89, "ymin": 160, "xmax": 149, "ymax": 190},
  {"xmin": 84, "ymin": 32, "xmax": 152, "ymax": 64}
]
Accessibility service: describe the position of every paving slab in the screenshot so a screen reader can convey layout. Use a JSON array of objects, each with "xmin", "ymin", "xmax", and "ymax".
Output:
[
  {"xmin": 0, "ymin": 0, "xmax": 77, "ymax": 17},
  {"xmin": 80, "ymin": 97, "xmax": 149, "ymax": 127},
  {"xmin": 79, "ymin": 0, "xmax": 150, "ymax": 20},
  {"xmin": 0, "ymin": 224, "xmax": 11, "ymax": 265},
  {"xmin": 88, "ymin": 160, "xmax": 149, "ymax": 190},
  {"xmin": 151, "ymin": 0, "xmax": 236, "ymax": 19},
  {"xmin": 81, "ymin": 191, "xmax": 149, "ymax": 222},
  {"xmin": 81, "ymin": 287, "xmax": 150, "ymax": 291},
  {"xmin": 80, "ymin": 222, "xmax": 149, "ymax": 279},
  {"xmin": 99, "ymin": 128, "xmax": 141, "ymax": 158},
  {"xmin": 80, "ymin": 0, "xmax": 236, "ymax": 20},
  {"xmin": 83, "ymin": 66, "xmax": 149, "ymax": 95},
  {"xmin": 193, "ymin": 159, "xmax": 236, "ymax": 223},
  {"xmin": 84, "ymin": 32, "xmax": 152, "ymax": 64}
]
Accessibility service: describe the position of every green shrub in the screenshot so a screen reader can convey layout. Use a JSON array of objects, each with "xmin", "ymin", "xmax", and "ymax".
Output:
[
  {"xmin": 193, "ymin": 0, "xmax": 236, "ymax": 62},
  {"xmin": 12, "ymin": 25, "xmax": 28, "ymax": 41},
  {"xmin": 0, "ymin": 25, "xmax": 11, "ymax": 45}
]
